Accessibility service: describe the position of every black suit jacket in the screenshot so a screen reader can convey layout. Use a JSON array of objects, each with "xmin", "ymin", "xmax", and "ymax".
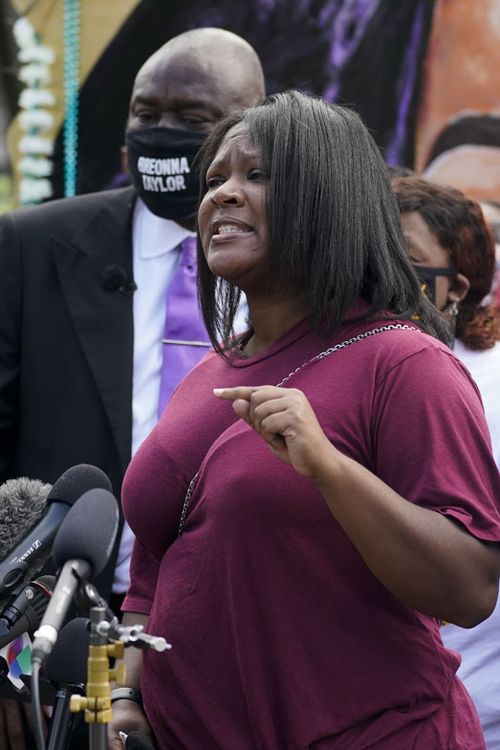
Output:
[{"xmin": 0, "ymin": 187, "xmax": 137, "ymax": 595}]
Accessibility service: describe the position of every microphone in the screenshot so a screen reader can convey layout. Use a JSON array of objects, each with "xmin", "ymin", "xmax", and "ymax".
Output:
[
  {"xmin": 0, "ymin": 576, "xmax": 55, "ymax": 693},
  {"xmin": 0, "ymin": 616, "xmax": 88, "ymax": 703},
  {"xmin": 100, "ymin": 264, "xmax": 137, "ymax": 294},
  {"xmin": 32, "ymin": 487, "xmax": 119, "ymax": 663},
  {"xmin": 0, "ymin": 464, "xmax": 112, "ymax": 596},
  {"xmin": 42, "ymin": 618, "xmax": 91, "ymax": 750},
  {"xmin": 0, "ymin": 575, "xmax": 55, "ymax": 648},
  {"xmin": 0, "ymin": 576, "xmax": 54, "ymax": 692},
  {"xmin": 0, "ymin": 478, "xmax": 52, "ymax": 590},
  {"xmin": 45, "ymin": 617, "xmax": 89, "ymax": 686}
]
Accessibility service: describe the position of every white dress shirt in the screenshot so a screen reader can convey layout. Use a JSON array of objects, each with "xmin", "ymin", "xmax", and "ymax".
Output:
[{"xmin": 113, "ymin": 198, "xmax": 194, "ymax": 592}]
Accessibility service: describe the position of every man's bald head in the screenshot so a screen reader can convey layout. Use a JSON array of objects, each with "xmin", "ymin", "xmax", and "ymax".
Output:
[
  {"xmin": 128, "ymin": 28, "xmax": 265, "ymax": 134},
  {"xmin": 151, "ymin": 28, "xmax": 265, "ymax": 105}
]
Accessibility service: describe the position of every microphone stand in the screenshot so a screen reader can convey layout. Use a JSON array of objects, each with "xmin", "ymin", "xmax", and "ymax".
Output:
[
  {"xmin": 28, "ymin": 569, "xmax": 171, "ymax": 750},
  {"xmin": 70, "ymin": 604, "xmax": 126, "ymax": 750},
  {"xmin": 68, "ymin": 582, "xmax": 171, "ymax": 750},
  {"xmin": 47, "ymin": 684, "xmax": 83, "ymax": 750}
]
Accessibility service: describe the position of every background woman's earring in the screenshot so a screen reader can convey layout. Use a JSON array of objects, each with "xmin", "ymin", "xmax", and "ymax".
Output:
[{"xmin": 449, "ymin": 301, "xmax": 459, "ymax": 317}]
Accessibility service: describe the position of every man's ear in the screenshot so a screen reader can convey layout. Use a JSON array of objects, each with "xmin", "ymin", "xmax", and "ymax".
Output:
[{"xmin": 447, "ymin": 273, "xmax": 470, "ymax": 304}]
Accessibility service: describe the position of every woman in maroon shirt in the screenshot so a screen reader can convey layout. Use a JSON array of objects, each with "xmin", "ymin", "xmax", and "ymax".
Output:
[{"xmin": 110, "ymin": 92, "xmax": 500, "ymax": 749}]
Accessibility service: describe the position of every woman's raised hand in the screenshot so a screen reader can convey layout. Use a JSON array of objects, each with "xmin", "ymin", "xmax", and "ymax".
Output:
[{"xmin": 214, "ymin": 386, "xmax": 335, "ymax": 479}]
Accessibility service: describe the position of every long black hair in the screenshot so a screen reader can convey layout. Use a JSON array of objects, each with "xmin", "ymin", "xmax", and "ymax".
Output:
[{"xmin": 197, "ymin": 90, "xmax": 450, "ymax": 354}]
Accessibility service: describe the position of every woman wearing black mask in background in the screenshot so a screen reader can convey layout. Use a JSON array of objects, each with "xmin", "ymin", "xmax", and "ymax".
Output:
[
  {"xmin": 393, "ymin": 176, "xmax": 500, "ymax": 464},
  {"xmin": 393, "ymin": 175, "xmax": 500, "ymax": 748}
]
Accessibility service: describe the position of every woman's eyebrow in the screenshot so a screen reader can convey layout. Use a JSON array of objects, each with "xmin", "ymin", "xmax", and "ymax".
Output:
[
  {"xmin": 209, "ymin": 145, "xmax": 261, "ymax": 171},
  {"xmin": 207, "ymin": 154, "xmax": 228, "ymax": 172}
]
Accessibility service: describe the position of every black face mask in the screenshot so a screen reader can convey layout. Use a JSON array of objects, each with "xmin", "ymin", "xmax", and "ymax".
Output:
[
  {"xmin": 126, "ymin": 126, "xmax": 206, "ymax": 220},
  {"xmin": 413, "ymin": 265, "xmax": 458, "ymax": 306}
]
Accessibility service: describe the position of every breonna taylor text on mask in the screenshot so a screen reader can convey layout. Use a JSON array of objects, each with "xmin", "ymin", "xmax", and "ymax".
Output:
[
  {"xmin": 126, "ymin": 126, "xmax": 205, "ymax": 219},
  {"xmin": 138, "ymin": 156, "xmax": 190, "ymax": 193}
]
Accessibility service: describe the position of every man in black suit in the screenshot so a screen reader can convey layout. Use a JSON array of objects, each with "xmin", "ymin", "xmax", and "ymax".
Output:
[
  {"xmin": 0, "ymin": 27, "xmax": 264, "ymax": 606},
  {"xmin": 0, "ymin": 27, "xmax": 264, "ymax": 749}
]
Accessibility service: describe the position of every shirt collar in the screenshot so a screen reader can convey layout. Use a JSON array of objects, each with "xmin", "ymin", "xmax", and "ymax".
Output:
[{"xmin": 133, "ymin": 197, "xmax": 196, "ymax": 259}]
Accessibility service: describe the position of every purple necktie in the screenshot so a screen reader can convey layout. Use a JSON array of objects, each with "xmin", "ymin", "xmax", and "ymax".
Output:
[{"xmin": 157, "ymin": 236, "xmax": 211, "ymax": 416}]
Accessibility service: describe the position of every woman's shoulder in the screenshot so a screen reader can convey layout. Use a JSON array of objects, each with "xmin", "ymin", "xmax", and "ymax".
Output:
[
  {"xmin": 326, "ymin": 316, "xmax": 480, "ymax": 395},
  {"xmin": 335, "ymin": 316, "xmax": 448, "ymax": 362}
]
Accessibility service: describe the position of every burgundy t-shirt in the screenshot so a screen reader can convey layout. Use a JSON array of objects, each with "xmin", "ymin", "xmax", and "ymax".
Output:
[{"xmin": 123, "ymin": 317, "xmax": 500, "ymax": 749}]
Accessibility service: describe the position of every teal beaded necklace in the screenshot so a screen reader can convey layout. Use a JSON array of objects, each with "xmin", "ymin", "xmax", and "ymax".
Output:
[{"xmin": 63, "ymin": 0, "xmax": 80, "ymax": 196}]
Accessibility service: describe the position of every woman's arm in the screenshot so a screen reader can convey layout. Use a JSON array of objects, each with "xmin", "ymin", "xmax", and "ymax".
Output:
[
  {"xmin": 108, "ymin": 612, "xmax": 154, "ymax": 750},
  {"xmin": 313, "ymin": 445, "xmax": 500, "ymax": 627},
  {"xmin": 214, "ymin": 385, "xmax": 500, "ymax": 627}
]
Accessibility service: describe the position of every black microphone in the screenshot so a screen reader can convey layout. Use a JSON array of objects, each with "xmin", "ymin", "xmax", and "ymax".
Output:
[
  {"xmin": 44, "ymin": 618, "xmax": 91, "ymax": 750},
  {"xmin": 0, "ymin": 464, "xmax": 112, "ymax": 596},
  {"xmin": 0, "ymin": 575, "xmax": 55, "ymax": 694},
  {"xmin": 32, "ymin": 488, "xmax": 119, "ymax": 663},
  {"xmin": 0, "ymin": 478, "xmax": 52, "ymax": 591},
  {"xmin": 100, "ymin": 264, "xmax": 137, "ymax": 294},
  {"xmin": 45, "ymin": 617, "xmax": 90, "ymax": 686},
  {"xmin": 0, "ymin": 575, "xmax": 55, "ymax": 648}
]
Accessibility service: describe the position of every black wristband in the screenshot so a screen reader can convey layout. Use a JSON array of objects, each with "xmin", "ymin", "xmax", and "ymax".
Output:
[{"xmin": 110, "ymin": 687, "xmax": 143, "ymax": 706}]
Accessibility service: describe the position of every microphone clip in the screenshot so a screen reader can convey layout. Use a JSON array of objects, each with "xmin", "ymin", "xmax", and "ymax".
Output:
[
  {"xmin": 74, "ymin": 581, "xmax": 115, "ymax": 621},
  {"xmin": 100, "ymin": 264, "xmax": 137, "ymax": 294},
  {"xmin": 96, "ymin": 620, "xmax": 171, "ymax": 653}
]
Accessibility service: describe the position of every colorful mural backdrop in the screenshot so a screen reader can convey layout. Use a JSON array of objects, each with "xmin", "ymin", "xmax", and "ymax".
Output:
[
  {"xmin": 416, "ymin": 0, "xmax": 500, "ymax": 202},
  {"xmin": 5, "ymin": 0, "xmax": 500, "ymax": 205}
]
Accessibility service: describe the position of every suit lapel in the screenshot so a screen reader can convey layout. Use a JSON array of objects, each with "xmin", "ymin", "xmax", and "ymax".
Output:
[{"xmin": 51, "ymin": 188, "xmax": 136, "ymax": 474}]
